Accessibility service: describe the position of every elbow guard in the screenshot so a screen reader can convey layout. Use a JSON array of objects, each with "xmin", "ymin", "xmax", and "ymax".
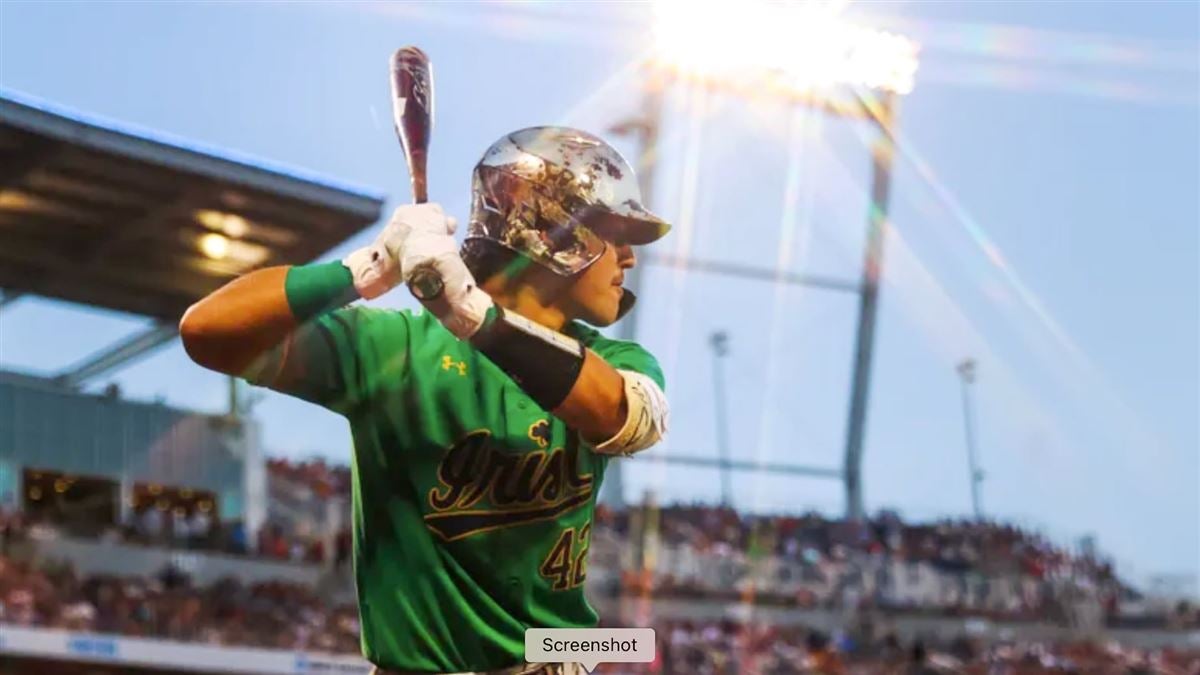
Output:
[{"xmin": 593, "ymin": 370, "xmax": 669, "ymax": 456}]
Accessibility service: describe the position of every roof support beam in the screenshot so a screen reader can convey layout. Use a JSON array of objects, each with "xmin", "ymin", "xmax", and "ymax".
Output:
[
  {"xmin": 53, "ymin": 322, "xmax": 179, "ymax": 389},
  {"xmin": 642, "ymin": 453, "xmax": 843, "ymax": 479},
  {"xmin": 643, "ymin": 253, "xmax": 860, "ymax": 294}
]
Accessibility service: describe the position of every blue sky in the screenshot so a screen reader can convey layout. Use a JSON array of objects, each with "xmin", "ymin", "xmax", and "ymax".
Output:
[{"xmin": 1, "ymin": 1, "xmax": 1196, "ymax": 589}]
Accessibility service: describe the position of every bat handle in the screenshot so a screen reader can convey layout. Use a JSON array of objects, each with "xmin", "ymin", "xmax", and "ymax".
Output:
[
  {"xmin": 406, "ymin": 172, "xmax": 444, "ymax": 301},
  {"xmin": 408, "ymin": 263, "xmax": 444, "ymax": 302},
  {"xmin": 411, "ymin": 168, "xmax": 428, "ymax": 205}
]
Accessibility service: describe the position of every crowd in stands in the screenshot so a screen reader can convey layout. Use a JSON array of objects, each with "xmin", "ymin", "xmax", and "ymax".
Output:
[
  {"xmin": 5, "ymin": 459, "xmax": 1200, "ymax": 674},
  {"xmin": 0, "ymin": 459, "xmax": 355, "ymax": 567},
  {"xmin": 3, "ymin": 551, "xmax": 1197, "ymax": 674},
  {"xmin": 6, "ymin": 482, "xmax": 1197, "ymax": 629},
  {"xmin": 596, "ymin": 618, "xmax": 1200, "ymax": 674},
  {"xmin": 0, "ymin": 554, "xmax": 359, "ymax": 655},
  {"xmin": 263, "ymin": 457, "xmax": 353, "ymax": 566},
  {"xmin": 4, "ymin": 487, "xmax": 1200, "ymax": 674},
  {"xmin": 594, "ymin": 503, "xmax": 1122, "ymax": 594},
  {"xmin": 252, "ymin": 522, "xmax": 352, "ymax": 567},
  {"xmin": 266, "ymin": 457, "xmax": 351, "ymax": 501},
  {"xmin": 5, "ymin": 485, "xmax": 1197, "ymax": 632},
  {"xmin": 119, "ymin": 502, "xmax": 220, "ymax": 550},
  {"xmin": 590, "ymin": 504, "xmax": 1194, "ymax": 631},
  {"xmin": 2, "ymin": 498, "xmax": 346, "ymax": 565}
]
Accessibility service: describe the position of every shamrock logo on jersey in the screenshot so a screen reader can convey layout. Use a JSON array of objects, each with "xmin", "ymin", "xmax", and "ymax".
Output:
[{"xmin": 527, "ymin": 419, "xmax": 551, "ymax": 448}]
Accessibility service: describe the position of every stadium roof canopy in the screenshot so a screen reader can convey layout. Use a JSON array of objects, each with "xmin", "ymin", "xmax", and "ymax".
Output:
[{"xmin": 0, "ymin": 89, "xmax": 385, "ymax": 322}]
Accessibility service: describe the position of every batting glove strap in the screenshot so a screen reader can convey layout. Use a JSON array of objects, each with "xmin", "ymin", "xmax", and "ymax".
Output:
[{"xmin": 470, "ymin": 305, "xmax": 585, "ymax": 412}]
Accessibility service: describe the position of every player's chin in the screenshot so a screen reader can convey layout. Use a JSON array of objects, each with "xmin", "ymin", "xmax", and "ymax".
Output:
[
  {"xmin": 582, "ymin": 294, "xmax": 622, "ymax": 327},
  {"xmin": 584, "ymin": 309, "xmax": 619, "ymax": 328}
]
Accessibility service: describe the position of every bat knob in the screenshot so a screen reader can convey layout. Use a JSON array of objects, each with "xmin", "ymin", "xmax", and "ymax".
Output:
[{"xmin": 408, "ymin": 264, "xmax": 445, "ymax": 301}]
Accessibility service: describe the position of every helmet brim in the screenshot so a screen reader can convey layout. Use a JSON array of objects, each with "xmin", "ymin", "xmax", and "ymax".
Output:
[{"xmin": 587, "ymin": 206, "xmax": 671, "ymax": 247}]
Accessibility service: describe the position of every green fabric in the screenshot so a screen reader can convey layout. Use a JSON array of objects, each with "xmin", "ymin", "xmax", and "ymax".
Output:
[
  {"xmin": 284, "ymin": 261, "xmax": 357, "ymax": 322},
  {"xmin": 245, "ymin": 307, "xmax": 664, "ymax": 672}
]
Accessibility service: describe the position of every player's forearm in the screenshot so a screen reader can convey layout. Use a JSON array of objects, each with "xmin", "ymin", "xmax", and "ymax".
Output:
[
  {"xmin": 465, "ymin": 305, "xmax": 667, "ymax": 452},
  {"xmin": 180, "ymin": 263, "xmax": 356, "ymax": 376},
  {"xmin": 180, "ymin": 266, "xmax": 297, "ymax": 376},
  {"xmin": 553, "ymin": 350, "xmax": 629, "ymax": 444}
]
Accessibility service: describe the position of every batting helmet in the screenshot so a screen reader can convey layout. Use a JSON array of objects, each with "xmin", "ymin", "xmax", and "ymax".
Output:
[{"xmin": 463, "ymin": 126, "xmax": 670, "ymax": 278}]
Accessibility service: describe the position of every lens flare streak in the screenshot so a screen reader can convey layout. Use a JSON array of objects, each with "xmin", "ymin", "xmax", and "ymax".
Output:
[
  {"xmin": 652, "ymin": 79, "xmax": 712, "ymax": 494},
  {"xmin": 751, "ymin": 105, "xmax": 823, "ymax": 510},
  {"xmin": 844, "ymin": 85, "xmax": 1177, "ymax": 466}
]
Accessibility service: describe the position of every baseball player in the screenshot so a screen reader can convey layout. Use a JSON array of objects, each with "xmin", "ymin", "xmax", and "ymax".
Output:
[{"xmin": 181, "ymin": 127, "xmax": 671, "ymax": 675}]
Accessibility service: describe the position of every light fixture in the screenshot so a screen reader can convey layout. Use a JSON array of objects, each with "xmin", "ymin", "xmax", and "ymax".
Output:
[
  {"xmin": 199, "ymin": 232, "xmax": 230, "ymax": 260},
  {"xmin": 651, "ymin": 0, "xmax": 919, "ymax": 95},
  {"xmin": 195, "ymin": 209, "xmax": 249, "ymax": 238},
  {"xmin": 221, "ymin": 214, "xmax": 248, "ymax": 238}
]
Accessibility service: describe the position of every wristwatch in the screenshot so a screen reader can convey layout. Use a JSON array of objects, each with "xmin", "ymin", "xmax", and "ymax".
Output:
[{"xmin": 407, "ymin": 264, "xmax": 445, "ymax": 301}]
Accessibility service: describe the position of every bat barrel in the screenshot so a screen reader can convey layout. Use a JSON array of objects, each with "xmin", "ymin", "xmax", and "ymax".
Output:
[{"xmin": 392, "ymin": 46, "xmax": 441, "ymax": 298}]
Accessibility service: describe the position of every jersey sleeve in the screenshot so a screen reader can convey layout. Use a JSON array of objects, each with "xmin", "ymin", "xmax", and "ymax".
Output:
[
  {"xmin": 597, "ymin": 341, "xmax": 666, "ymax": 392},
  {"xmin": 242, "ymin": 306, "xmax": 408, "ymax": 415}
]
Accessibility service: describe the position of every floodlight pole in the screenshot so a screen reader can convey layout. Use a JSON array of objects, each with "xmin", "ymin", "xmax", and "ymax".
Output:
[
  {"xmin": 843, "ymin": 91, "xmax": 897, "ymax": 521},
  {"xmin": 611, "ymin": 67, "xmax": 903, "ymax": 521},
  {"xmin": 957, "ymin": 358, "xmax": 984, "ymax": 520},
  {"xmin": 709, "ymin": 331, "xmax": 734, "ymax": 506}
]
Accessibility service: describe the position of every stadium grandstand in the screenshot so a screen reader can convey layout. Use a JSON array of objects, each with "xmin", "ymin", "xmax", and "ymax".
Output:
[
  {"xmin": 0, "ymin": 90, "xmax": 380, "ymax": 673},
  {"xmin": 1, "ymin": 92, "xmax": 1197, "ymax": 675}
]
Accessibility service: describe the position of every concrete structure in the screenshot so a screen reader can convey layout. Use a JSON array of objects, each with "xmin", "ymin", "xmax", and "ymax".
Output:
[{"xmin": 0, "ymin": 370, "xmax": 266, "ymax": 536}]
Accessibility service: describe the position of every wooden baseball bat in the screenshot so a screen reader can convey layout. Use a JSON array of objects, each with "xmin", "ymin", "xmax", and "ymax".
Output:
[{"xmin": 390, "ymin": 46, "xmax": 444, "ymax": 299}]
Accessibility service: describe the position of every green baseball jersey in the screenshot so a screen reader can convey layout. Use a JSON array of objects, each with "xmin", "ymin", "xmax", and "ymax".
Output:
[{"xmin": 246, "ymin": 306, "xmax": 664, "ymax": 672}]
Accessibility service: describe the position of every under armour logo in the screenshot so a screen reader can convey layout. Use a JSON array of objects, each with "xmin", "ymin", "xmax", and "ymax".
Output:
[{"xmin": 441, "ymin": 355, "xmax": 467, "ymax": 376}]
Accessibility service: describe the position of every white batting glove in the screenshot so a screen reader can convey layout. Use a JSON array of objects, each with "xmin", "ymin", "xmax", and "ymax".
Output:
[
  {"xmin": 399, "ymin": 208, "xmax": 493, "ymax": 339},
  {"xmin": 342, "ymin": 203, "xmax": 456, "ymax": 300}
]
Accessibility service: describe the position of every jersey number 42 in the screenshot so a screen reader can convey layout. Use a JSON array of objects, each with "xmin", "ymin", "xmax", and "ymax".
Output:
[{"xmin": 539, "ymin": 523, "xmax": 591, "ymax": 591}]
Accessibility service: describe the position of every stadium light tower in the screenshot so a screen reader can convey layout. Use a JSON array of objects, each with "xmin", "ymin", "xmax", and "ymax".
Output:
[
  {"xmin": 708, "ymin": 331, "xmax": 734, "ymax": 506},
  {"xmin": 957, "ymin": 359, "xmax": 985, "ymax": 519},
  {"xmin": 613, "ymin": 1, "xmax": 919, "ymax": 520}
]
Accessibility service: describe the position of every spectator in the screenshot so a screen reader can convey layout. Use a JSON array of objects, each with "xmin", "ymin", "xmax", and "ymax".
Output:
[
  {"xmin": 189, "ymin": 508, "xmax": 211, "ymax": 549},
  {"xmin": 140, "ymin": 506, "xmax": 164, "ymax": 543},
  {"xmin": 228, "ymin": 519, "xmax": 247, "ymax": 554},
  {"xmin": 171, "ymin": 508, "xmax": 190, "ymax": 545}
]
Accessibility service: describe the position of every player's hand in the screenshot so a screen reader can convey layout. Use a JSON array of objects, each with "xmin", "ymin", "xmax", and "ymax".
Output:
[
  {"xmin": 398, "ymin": 207, "xmax": 493, "ymax": 339},
  {"xmin": 342, "ymin": 203, "xmax": 455, "ymax": 300}
]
